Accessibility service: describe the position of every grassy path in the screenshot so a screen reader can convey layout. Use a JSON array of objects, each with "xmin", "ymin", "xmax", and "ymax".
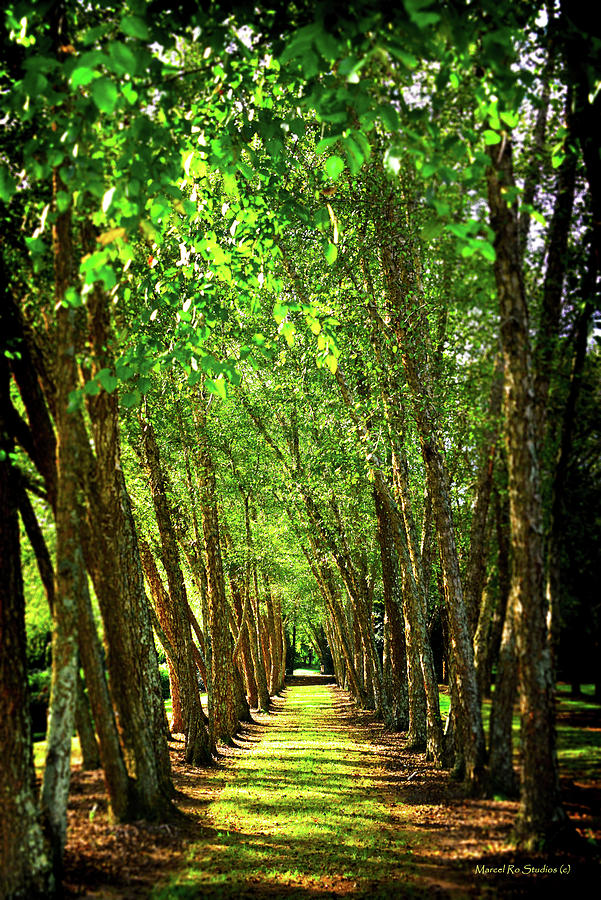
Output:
[{"xmin": 153, "ymin": 682, "xmax": 421, "ymax": 899}]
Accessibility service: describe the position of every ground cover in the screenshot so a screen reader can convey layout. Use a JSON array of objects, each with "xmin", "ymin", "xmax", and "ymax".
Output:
[
  {"xmin": 35, "ymin": 679, "xmax": 601, "ymax": 898},
  {"xmin": 153, "ymin": 682, "xmax": 420, "ymax": 899}
]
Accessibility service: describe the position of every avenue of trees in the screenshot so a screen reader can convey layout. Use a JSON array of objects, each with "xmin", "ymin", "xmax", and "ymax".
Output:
[{"xmin": 1, "ymin": 0, "xmax": 600, "ymax": 896}]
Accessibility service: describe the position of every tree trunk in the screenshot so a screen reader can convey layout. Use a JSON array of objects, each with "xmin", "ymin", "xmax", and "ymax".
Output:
[
  {"xmin": 140, "ymin": 413, "xmax": 212, "ymax": 764},
  {"xmin": 75, "ymin": 529, "xmax": 137, "ymax": 821},
  {"xmin": 244, "ymin": 497, "xmax": 270, "ymax": 710},
  {"xmin": 545, "ymin": 251, "xmax": 596, "ymax": 666},
  {"xmin": 75, "ymin": 669, "xmax": 101, "ymax": 770},
  {"xmin": 40, "ymin": 172, "xmax": 80, "ymax": 872},
  {"xmin": 246, "ymin": 585, "xmax": 270, "ymax": 711},
  {"xmin": 167, "ymin": 657, "xmax": 185, "ymax": 733},
  {"xmin": 332, "ymin": 369, "xmax": 441, "ymax": 758},
  {"xmin": 375, "ymin": 486, "xmax": 409, "ymax": 731},
  {"xmin": 488, "ymin": 601, "xmax": 519, "ymax": 797},
  {"xmin": 475, "ymin": 486, "xmax": 510, "ymax": 699},
  {"xmin": 377, "ymin": 222, "xmax": 485, "ymax": 786},
  {"xmin": 0, "ymin": 349, "xmax": 55, "ymax": 899},
  {"xmin": 464, "ymin": 359, "xmax": 504, "ymax": 636},
  {"xmin": 302, "ymin": 533, "xmax": 367, "ymax": 705},
  {"xmin": 262, "ymin": 572, "xmax": 281, "ymax": 694},
  {"xmin": 2, "ymin": 265, "xmax": 138, "ymax": 824},
  {"xmin": 487, "ymin": 139, "xmax": 566, "ymax": 847},
  {"xmin": 194, "ymin": 394, "xmax": 239, "ymax": 742},
  {"xmin": 230, "ymin": 572, "xmax": 259, "ymax": 707},
  {"xmin": 84, "ymin": 284, "xmax": 174, "ymax": 817},
  {"xmin": 272, "ymin": 591, "xmax": 286, "ymax": 691}
]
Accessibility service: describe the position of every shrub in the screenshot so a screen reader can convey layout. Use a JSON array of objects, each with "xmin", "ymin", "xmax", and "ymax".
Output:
[
  {"xmin": 28, "ymin": 669, "xmax": 51, "ymax": 738},
  {"xmin": 158, "ymin": 662, "xmax": 171, "ymax": 699}
]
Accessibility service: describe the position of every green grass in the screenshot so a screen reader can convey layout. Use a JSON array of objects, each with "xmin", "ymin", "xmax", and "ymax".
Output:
[
  {"xmin": 291, "ymin": 665, "xmax": 323, "ymax": 675},
  {"xmin": 152, "ymin": 684, "xmax": 420, "ymax": 899},
  {"xmin": 438, "ymin": 683, "xmax": 601, "ymax": 780},
  {"xmin": 33, "ymin": 736, "xmax": 82, "ymax": 770},
  {"xmin": 32, "ymin": 695, "xmax": 210, "ymax": 773}
]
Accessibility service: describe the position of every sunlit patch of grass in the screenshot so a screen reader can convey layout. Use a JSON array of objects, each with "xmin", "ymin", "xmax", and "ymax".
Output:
[
  {"xmin": 152, "ymin": 685, "xmax": 417, "ymax": 899},
  {"xmin": 164, "ymin": 694, "xmax": 208, "ymax": 723},
  {"xmin": 439, "ymin": 681, "xmax": 601, "ymax": 779},
  {"xmin": 33, "ymin": 736, "xmax": 82, "ymax": 772}
]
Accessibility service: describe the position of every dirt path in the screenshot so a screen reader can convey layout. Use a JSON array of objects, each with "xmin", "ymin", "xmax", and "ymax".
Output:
[
  {"xmin": 149, "ymin": 681, "xmax": 594, "ymax": 899},
  {"xmin": 154, "ymin": 681, "xmax": 420, "ymax": 898},
  {"xmin": 69, "ymin": 680, "xmax": 599, "ymax": 899}
]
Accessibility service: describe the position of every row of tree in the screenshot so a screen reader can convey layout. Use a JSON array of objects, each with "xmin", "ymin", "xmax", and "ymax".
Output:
[{"xmin": 2, "ymin": 0, "xmax": 600, "ymax": 896}]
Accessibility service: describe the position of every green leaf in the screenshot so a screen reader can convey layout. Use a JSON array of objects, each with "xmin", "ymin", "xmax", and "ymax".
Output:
[
  {"xmin": 500, "ymin": 110, "xmax": 518, "ymax": 128},
  {"xmin": 91, "ymin": 77, "xmax": 118, "ymax": 114},
  {"xmin": 483, "ymin": 130, "xmax": 501, "ymax": 145},
  {"xmin": 421, "ymin": 221, "xmax": 443, "ymax": 241},
  {"xmin": 108, "ymin": 41, "xmax": 139, "ymax": 75},
  {"xmin": 122, "ymin": 83, "xmax": 139, "ymax": 105},
  {"xmin": 325, "ymin": 354, "xmax": 338, "ymax": 374},
  {"xmin": 281, "ymin": 321, "xmax": 295, "ymax": 347},
  {"xmin": 316, "ymin": 136, "xmax": 341, "ymax": 155},
  {"xmin": 273, "ymin": 303, "xmax": 288, "ymax": 324},
  {"xmin": 206, "ymin": 377, "xmax": 227, "ymax": 399},
  {"xmin": 96, "ymin": 266, "xmax": 117, "ymax": 290},
  {"xmin": 97, "ymin": 370, "xmax": 119, "ymax": 393},
  {"xmin": 531, "ymin": 210, "xmax": 546, "ymax": 227},
  {"xmin": 479, "ymin": 240, "xmax": 496, "ymax": 262},
  {"xmin": 84, "ymin": 379, "xmax": 101, "ymax": 396},
  {"xmin": 25, "ymin": 236, "xmax": 46, "ymax": 256},
  {"xmin": 315, "ymin": 30, "xmax": 340, "ymax": 61},
  {"xmin": 406, "ymin": 0, "xmax": 441, "ymax": 28},
  {"xmin": 120, "ymin": 16, "xmax": 149, "ymax": 40},
  {"xmin": 0, "ymin": 166, "xmax": 16, "ymax": 203},
  {"xmin": 386, "ymin": 41, "xmax": 418, "ymax": 70},
  {"xmin": 56, "ymin": 190, "xmax": 70, "ymax": 213},
  {"xmin": 121, "ymin": 389, "xmax": 141, "ymax": 409},
  {"xmin": 71, "ymin": 66, "xmax": 96, "ymax": 87},
  {"xmin": 325, "ymin": 155, "xmax": 345, "ymax": 179},
  {"xmin": 421, "ymin": 162, "xmax": 438, "ymax": 178},
  {"xmin": 67, "ymin": 389, "xmax": 83, "ymax": 414},
  {"xmin": 343, "ymin": 136, "xmax": 364, "ymax": 174},
  {"xmin": 379, "ymin": 104, "xmax": 400, "ymax": 132},
  {"xmin": 325, "ymin": 242, "xmax": 338, "ymax": 265},
  {"xmin": 64, "ymin": 286, "xmax": 81, "ymax": 307},
  {"xmin": 115, "ymin": 363, "xmax": 134, "ymax": 380}
]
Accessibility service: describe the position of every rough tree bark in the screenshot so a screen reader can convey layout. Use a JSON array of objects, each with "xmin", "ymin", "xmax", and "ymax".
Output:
[
  {"xmin": 16, "ymin": 479, "xmax": 99, "ymax": 770},
  {"xmin": 334, "ymin": 368, "xmax": 442, "ymax": 762},
  {"xmin": 487, "ymin": 138, "xmax": 566, "ymax": 847},
  {"xmin": 193, "ymin": 393, "xmax": 239, "ymax": 742},
  {"xmin": 243, "ymin": 494, "xmax": 271, "ymax": 711},
  {"xmin": 4, "ymin": 272, "xmax": 145, "ymax": 825},
  {"xmin": 375, "ymin": 202, "xmax": 485, "ymax": 786},
  {"xmin": 374, "ymin": 486, "xmax": 409, "ymax": 731},
  {"xmin": 39, "ymin": 171, "xmax": 80, "ymax": 872},
  {"xmin": 262, "ymin": 571, "xmax": 282, "ymax": 694},
  {"xmin": 0, "ymin": 338, "xmax": 55, "ymax": 899},
  {"xmin": 140, "ymin": 412, "xmax": 213, "ymax": 764},
  {"xmin": 74, "ymin": 669, "xmax": 101, "ymax": 770},
  {"xmin": 84, "ymin": 282, "xmax": 174, "ymax": 818},
  {"xmin": 225, "ymin": 529, "xmax": 259, "ymax": 708}
]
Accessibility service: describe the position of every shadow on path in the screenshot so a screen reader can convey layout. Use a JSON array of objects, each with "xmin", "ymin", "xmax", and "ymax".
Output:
[{"xmin": 148, "ymin": 685, "xmax": 599, "ymax": 900}]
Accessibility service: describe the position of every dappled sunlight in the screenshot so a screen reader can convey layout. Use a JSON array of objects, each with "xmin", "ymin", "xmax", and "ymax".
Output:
[{"xmin": 153, "ymin": 683, "xmax": 419, "ymax": 898}]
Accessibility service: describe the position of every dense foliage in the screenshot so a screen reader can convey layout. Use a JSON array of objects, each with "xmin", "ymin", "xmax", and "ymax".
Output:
[{"xmin": 1, "ymin": 0, "xmax": 600, "ymax": 895}]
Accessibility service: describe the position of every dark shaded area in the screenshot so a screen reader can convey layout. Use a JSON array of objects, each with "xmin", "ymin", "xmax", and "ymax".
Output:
[{"xmin": 286, "ymin": 673, "xmax": 336, "ymax": 686}]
